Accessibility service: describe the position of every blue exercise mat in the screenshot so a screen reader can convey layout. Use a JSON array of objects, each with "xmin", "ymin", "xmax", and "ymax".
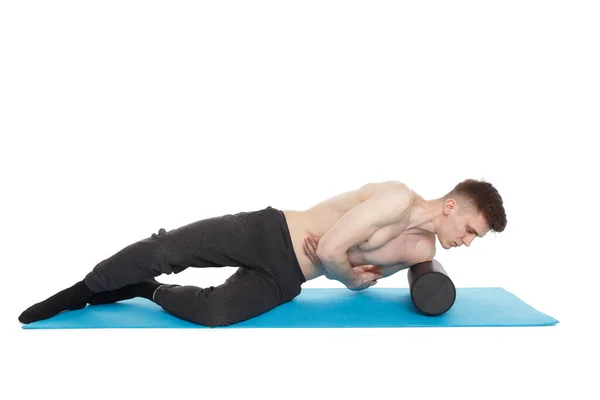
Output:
[{"xmin": 21, "ymin": 287, "xmax": 558, "ymax": 329}]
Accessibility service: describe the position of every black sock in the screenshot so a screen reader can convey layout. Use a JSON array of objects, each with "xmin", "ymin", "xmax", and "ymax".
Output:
[
  {"xmin": 88, "ymin": 278, "xmax": 162, "ymax": 305},
  {"xmin": 18, "ymin": 280, "xmax": 94, "ymax": 324}
]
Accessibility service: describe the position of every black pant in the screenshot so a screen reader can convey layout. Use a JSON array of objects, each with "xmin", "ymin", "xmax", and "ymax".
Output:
[{"xmin": 83, "ymin": 206, "xmax": 306, "ymax": 326}]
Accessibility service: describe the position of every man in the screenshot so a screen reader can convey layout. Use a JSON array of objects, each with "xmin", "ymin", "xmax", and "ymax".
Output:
[{"xmin": 18, "ymin": 178, "xmax": 506, "ymax": 327}]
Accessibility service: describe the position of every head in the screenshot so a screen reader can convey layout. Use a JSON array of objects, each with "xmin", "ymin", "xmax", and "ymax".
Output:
[{"xmin": 437, "ymin": 178, "xmax": 507, "ymax": 249}]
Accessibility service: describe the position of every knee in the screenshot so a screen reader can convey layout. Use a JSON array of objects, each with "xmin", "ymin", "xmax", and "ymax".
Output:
[
  {"xmin": 196, "ymin": 305, "xmax": 238, "ymax": 327},
  {"xmin": 201, "ymin": 316, "xmax": 234, "ymax": 328},
  {"xmin": 187, "ymin": 295, "xmax": 241, "ymax": 327},
  {"xmin": 186, "ymin": 311, "xmax": 235, "ymax": 328}
]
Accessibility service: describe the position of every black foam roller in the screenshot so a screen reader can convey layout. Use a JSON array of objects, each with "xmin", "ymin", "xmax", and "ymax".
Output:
[{"xmin": 407, "ymin": 259, "xmax": 456, "ymax": 316}]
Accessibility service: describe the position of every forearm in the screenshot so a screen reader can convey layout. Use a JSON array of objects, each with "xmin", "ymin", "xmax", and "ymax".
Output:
[
  {"xmin": 379, "ymin": 263, "xmax": 410, "ymax": 278},
  {"xmin": 319, "ymin": 254, "xmax": 357, "ymax": 286}
]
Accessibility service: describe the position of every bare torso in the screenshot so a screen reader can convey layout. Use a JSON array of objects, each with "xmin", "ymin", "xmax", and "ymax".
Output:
[{"xmin": 282, "ymin": 183, "xmax": 436, "ymax": 281}]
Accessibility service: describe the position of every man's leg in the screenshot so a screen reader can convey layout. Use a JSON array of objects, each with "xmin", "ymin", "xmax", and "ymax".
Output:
[
  {"xmin": 152, "ymin": 266, "xmax": 282, "ymax": 327},
  {"xmin": 87, "ymin": 277, "xmax": 162, "ymax": 305},
  {"xmin": 19, "ymin": 211, "xmax": 258, "ymax": 324},
  {"xmin": 18, "ymin": 280, "xmax": 94, "ymax": 324}
]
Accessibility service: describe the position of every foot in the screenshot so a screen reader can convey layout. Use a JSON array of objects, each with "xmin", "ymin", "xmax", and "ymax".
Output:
[
  {"xmin": 88, "ymin": 278, "xmax": 162, "ymax": 305},
  {"xmin": 18, "ymin": 280, "xmax": 94, "ymax": 324}
]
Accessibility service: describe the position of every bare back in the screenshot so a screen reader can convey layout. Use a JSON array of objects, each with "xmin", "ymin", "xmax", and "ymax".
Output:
[{"xmin": 283, "ymin": 182, "xmax": 435, "ymax": 281}]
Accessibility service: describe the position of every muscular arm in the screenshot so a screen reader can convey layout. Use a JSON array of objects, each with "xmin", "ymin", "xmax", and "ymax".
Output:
[
  {"xmin": 371, "ymin": 239, "xmax": 437, "ymax": 279},
  {"xmin": 316, "ymin": 182, "xmax": 414, "ymax": 288},
  {"xmin": 358, "ymin": 255, "xmax": 436, "ymax": 281},
  {"xmin": 378, "ymin": 263, "xmax": 412, "ymax": 278}
]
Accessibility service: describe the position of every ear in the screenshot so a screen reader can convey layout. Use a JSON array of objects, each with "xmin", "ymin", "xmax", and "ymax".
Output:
[{"xmin": 443, "ymin": 199, "xmax": 456, "ymax": 216}]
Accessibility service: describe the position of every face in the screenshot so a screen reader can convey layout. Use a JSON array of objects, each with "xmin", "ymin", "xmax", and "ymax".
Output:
[{"xmin": 438, "ymin": 198, "xmax": 489, "ymax": 249}]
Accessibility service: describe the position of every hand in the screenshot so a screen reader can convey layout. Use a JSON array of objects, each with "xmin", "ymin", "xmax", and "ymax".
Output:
[
  {"xmin": 303, "ymin": 235, "xmax": 321, "ymax": 263},
  {"xmin": 346, "ymin": 266, "xmax": 382, "ymax": 291},
  {"xmin": 303, "ymin": 235, "xmax": 383, "ymax": 289},
  {"xmin": 353, "ymin": 264, "xmax": 384, "ymax": 277},
  {"xmin": 303, "ymin": 235, "xmax": 334, "ymax": 279}
]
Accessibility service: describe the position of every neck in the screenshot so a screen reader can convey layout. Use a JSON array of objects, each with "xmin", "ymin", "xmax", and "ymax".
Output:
[{"xmin": 406, "ymin": 196, "xmax": 445, "ymax": 235}]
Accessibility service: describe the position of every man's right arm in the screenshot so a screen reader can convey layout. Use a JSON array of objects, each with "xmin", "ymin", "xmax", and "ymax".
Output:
[{"xmin": 315, "ymin": 182, "xmax": 414, "ymax": 289}]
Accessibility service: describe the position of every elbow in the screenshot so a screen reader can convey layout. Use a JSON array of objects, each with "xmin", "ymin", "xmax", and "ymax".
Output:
[{"xmin": 316, "ymin": 241, "xmax": 345, "ymax": 263}]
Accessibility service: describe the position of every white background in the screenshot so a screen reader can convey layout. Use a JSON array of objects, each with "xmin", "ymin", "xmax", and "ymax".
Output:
[{"xmin": 1, "ymin": 1, "xmax": 598, "ymax": 399}]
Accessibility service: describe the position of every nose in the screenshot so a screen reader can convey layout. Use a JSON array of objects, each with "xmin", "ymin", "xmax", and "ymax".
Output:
[{"xmin": 463, "ymin": 236, "xmax": 474, "ymax": 247}]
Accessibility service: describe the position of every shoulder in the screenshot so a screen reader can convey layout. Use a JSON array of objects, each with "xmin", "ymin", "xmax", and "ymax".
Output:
[
  {"xmin": 411, "ymin": 234, "xmax": 437, "ymax": 264},
  {"xmin": 359, "ymin": 181, "xmax": 415, "ymax": 216},
  {"xmin": 358, "ymin": 180, "xmax": 414, "ymax": 202},
  {"xmin": 361, "ymin": 180, "xmax": 411, "ymax": 191}
]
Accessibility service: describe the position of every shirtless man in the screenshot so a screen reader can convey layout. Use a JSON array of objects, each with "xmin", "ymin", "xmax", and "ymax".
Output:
[{"xmin": 18, "ymin": 178, "xmax": 506, "ymax": 327}]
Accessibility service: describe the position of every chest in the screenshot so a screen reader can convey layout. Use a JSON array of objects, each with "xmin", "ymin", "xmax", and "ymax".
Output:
[{"xmin": 347, "ymin": 230, "xmax": 433, "ymax": 267}]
